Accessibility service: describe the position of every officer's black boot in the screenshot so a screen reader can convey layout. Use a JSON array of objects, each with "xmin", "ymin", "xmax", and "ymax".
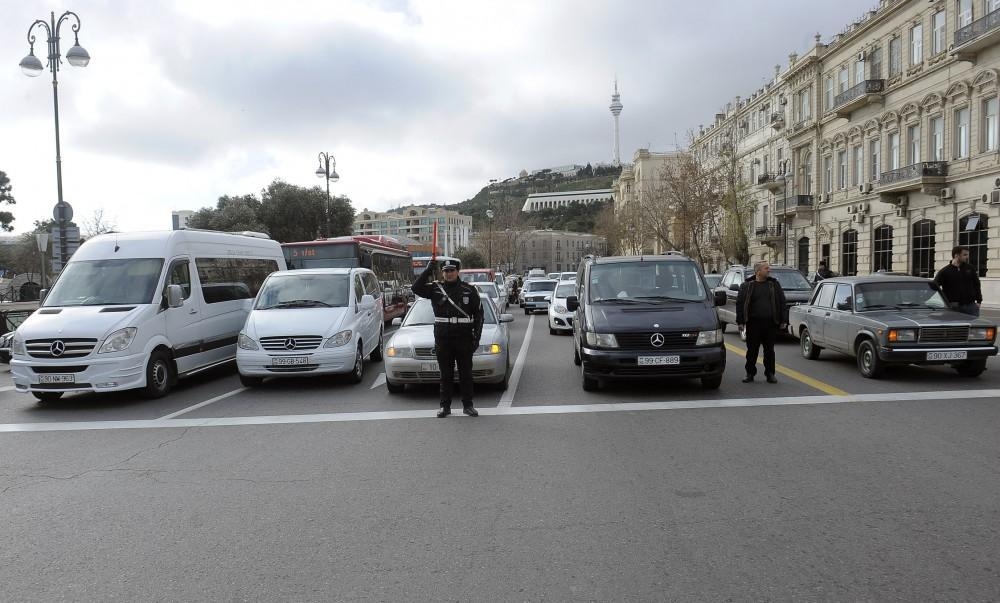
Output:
[
  {"xmin": 462, "ymin": 403, "xmax": 478, "ymax": 417},
  {"xmin": 437, "ymin": 403, "xmax": 451, "ymax": 418}
]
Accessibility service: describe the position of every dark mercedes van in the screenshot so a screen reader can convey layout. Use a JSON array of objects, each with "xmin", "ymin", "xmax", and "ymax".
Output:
[{"xmin": 568, "ymin": 254, "xmax": 727, "ymax": 391}]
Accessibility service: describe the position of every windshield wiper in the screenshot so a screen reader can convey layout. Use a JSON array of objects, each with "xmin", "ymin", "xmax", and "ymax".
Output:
[
  {"xmin": 262, "ymin": 299, "xmax": 335, "ymax": 309},
  {"xmin": 858, "ymin": 304, "xmax": 894, "ymax": 310},
  {"xmin": 895, "ymin": 302, "xmax": 938, "ymax": 309},
  {"xmin": 404, "ymin": 322, "xmax": 435, "ymax": 326},
  {"xmin": 633, "ymin": 295, "xmax": 701, "ymax": 303},
  {"xmin": 592, "ymin": 298, "xmax": 648, "ymax": 304}
]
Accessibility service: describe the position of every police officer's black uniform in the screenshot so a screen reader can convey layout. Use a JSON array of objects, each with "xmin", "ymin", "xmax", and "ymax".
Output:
[{"xmin": 411, "ymin": 258, "xmax": 484, "ymax": 417}]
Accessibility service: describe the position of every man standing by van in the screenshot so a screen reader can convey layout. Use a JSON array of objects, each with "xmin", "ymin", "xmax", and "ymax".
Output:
[
  {"xmin": 736, "ymin": 261, "xmax": 787, "ymax": 384},
  {"xmin": 935, "ymin": 246, "xmax": 982, "ymax": 316},
  {"xmin": 412, "ymin": 258, "xmax": 484, "ymax": 418}
]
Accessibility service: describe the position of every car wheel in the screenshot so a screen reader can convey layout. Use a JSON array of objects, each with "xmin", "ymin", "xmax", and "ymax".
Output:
[
  {"xmin": 955, "ymin": 358, "xmax": 987, "ymax": 377},
  {"xmin": 385, "ymin": 379, "xmax": 405, "ymax": 394},
  {"xmin": 856, "ymin": 339, "xmax": 884, "ymax": 379},
  {"xmin": 239, "ymin": 374, "xmax": 264, "ymax": 387},
  {"xmin": 141, "ymin": 351, "xmax": 175, "ymax": 399},
  {"xmin": 700, "ymin": 375, "xmax": 722, "ymax": 390},
  {"xmin": 581, "ymin": 362, "xmax": 599, "ymax": 391},
  {"xmin": 573, "ymin": 344, "xmax": 582, "ymax": 366},
  {"xmin": 549, "ymin": 327, "xmax": 557, "ymax": 335},
  {"xmin": 524, "ymin": 308, "xmax": 530, "ymax": 315},
  {"xmin": 800, "ymin": 328, "xmax": 821, "ymax": 360},
  {"xmin": 496, "ymin": 362, "xmax": 510, "ymax": 391},
  {"xmin": 370, "ymin": 329, "xmax": 384, "ymax": 362},
  {"xmin": 349, "ymin": 343, "xmax": 365, "ymax": 384},
  {"xmin": 32, "ymin": 391, "xmax": 63, "ymax": 403}
]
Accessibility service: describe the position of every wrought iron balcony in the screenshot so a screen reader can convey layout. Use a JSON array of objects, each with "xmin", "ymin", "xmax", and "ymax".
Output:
[
  {"xmin": 878, "ymin": 162, "xmax": 947, "ymax": 195},
  {"xmin": 756, "ymin": 225, "xmax": 783, "ymax": 244},
  {"xmin": 775, "ymin": 195, "xmax": 814, "ymax": 217},
  {"xmin": 953, "ymin": 9, "xmax": 1000, "ymax": 59},
  {"xmin": 755, "ymin": 173, "xmax": 784, "ymax": 192},
  {"xmin": 831, "ymin": 80, "xmax": 885, "ymax": 117}
]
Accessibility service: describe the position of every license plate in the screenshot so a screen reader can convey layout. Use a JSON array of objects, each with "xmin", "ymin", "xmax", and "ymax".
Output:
[
  {"xmin": 271, "ymin": 356, "xmax": 309, "ymax": 366},
  {"xmin": 421, "ymin": 362, "xmax": 439, "ymax": 372},
  {"xmin": 927, "ymin": 351, "xmax": 967, "ymax": 361},
  {"xmin": 637, "ymin": 355, "xmax": 680, "ymax": 366},
  {"xmin": 38, "ymin": 374, "xmax": 75, "ymax": 384}
]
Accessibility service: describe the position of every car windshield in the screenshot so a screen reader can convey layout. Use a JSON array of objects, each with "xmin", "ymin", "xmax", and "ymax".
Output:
[
  {"xmin": 255, "ymin": 274, "xmax": 350, "ymax": 309},
  {"xmin": 43, "ymin": 258, "xmax": 164, "ymax": 307},
  {"xmin": 560, "ymin": 273, "xmax": 576, "ymax": 281},
  {"xmin": 590, "ymin": 261, "xmax": 706, "ymax": 302},
  {"xmin": 555, "ymin": 283, "xmax": 575, "ymax": 298},
  {"xmin": 403, "ymin": 297, "xmax": 496, "ymax": 326},
  {"xmin": 474, "ymin": 284, "xmax": 498, "ymax": 298},
  {"xmin": 463, "ymin": 272, "xmax": 492, "ymax": 282},
  {"xmin": 854, "ymin": 281, "xmax": 948, "ymax": 311},
  {"xmin": 704, "ymin": 274, "xmax": 723, "ymax": 288},
  {"xmin": 526, "ymin": 280, "xmax": 557, "ymax": 292},
  {"xmin": 769, "ymin": 270, "xmax": 811, "ymax": 290}
]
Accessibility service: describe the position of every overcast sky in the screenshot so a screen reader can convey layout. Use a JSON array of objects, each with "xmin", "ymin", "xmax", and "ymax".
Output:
[{"xmin": 1, "ymin": 0, "xmax": 877, "ymax": 234}]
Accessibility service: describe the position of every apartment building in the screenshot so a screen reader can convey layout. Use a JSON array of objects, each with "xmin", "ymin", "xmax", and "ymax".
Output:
[
  {"xmin": 612, "ymin": 148, "xmax": 684, "ymax": 254},
  {"xmin": 692, "ymin": 0, "xmax": 1000, "ymax": 301},
  {"xmin": 353, "ymin": 205, "xmax": 472, "ymax": 256},
  {"xmin": 516, "ymin": 230, "xmax": 607, "ymax": 275}
]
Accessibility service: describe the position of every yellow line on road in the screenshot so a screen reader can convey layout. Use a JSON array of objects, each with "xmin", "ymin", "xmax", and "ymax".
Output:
[{"xmin": 725, "ymin": 343, "xmax": 850, "ymax": 396}]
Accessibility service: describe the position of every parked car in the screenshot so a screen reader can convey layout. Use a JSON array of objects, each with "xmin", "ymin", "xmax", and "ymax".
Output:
[
  {"xmin": 569, "ymin": 254, "xmax": 728, "ymax": 391},
  {"xmin": 473, "ymin": 282, "xmax": 507, "ymax": 313},
  {"xmin": 522, "ymin": 279, "xmax": 558, "ymax": 315},
  {"xmin": 383, "ymin": 295, "xmax": 513, "ymax": 392},
  {"xmin": 789, "ymin": 275, "xmax": 998, "ymax": 378},
  {"xmin": 546, "ymin": 272, "xmax": 559, "ymax": 280},
  {"xmin": 806, "ymin": 270, "xmax": 839, "ymax": 286},
  {"xmin": 0, "ymin": 330, "xmax": 14, "ymax": 364},
  {"xmin": 236, "ymin": 268, "xmax": 385, "ymax": 386},
  {"xmin": 703, "ymin": 273, "xmax": 723, "ymax": 290},
  {"xmin": 548, "ymin": 282, "xmax": 577, "ymax": 335},
  {"xmin": 715, "ymin": 264, "xmax": 813, "ymax": 335}
]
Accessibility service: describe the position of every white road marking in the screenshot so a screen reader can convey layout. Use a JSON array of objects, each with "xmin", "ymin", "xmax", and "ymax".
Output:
[
  {"xmin": 156, "ymin": 388, "xmax": 247, "ymax": 420},
  {"xmin": 497, "ymin": 314, "xmax": 535, "ymax": 408},
  {"xmin": 0, "ymin": 386, "xmax": 15, "ymax": 392},
  {"xmin": 370, "ymin": 372, "xmax": 387, "ymax": 390},
  {"xmin": 2, "ymin": 388, "xmax": 997, "ymax": 434}
]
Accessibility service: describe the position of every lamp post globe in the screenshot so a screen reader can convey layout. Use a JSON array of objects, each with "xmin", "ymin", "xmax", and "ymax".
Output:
[
  {"xmin": 19, "ymin": 52, "xmax": 44, "ymax": 76},
  {"xmin": 65, "ymin": 43, "xmax": 90, "ymax": 67}
]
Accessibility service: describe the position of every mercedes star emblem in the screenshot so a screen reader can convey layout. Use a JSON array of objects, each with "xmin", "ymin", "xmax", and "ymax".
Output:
[
  {"xmin": 50, "ymin": 340, "xmax": 66, "ymax": 357},
  {"xmin": 284, "ymin": 338, "xmax": 297, "ymax": 350},
  {"xmin": 650, "ymin": 333, "xmax": 665, "ymax": 348}
]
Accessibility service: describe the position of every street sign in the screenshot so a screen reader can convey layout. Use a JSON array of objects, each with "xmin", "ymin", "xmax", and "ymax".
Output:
[
  {"xmin": 50, "ymin": 226, "xmax": 81, "ymax": 273},
  {"xmin": 53, "ymin": 201, "xmax": 74, "ymax": 224}
]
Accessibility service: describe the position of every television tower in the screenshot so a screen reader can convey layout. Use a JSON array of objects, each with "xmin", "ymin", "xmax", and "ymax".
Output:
[{"xmin": 609, "ymin": 78, "xmax": 623, "ymax": 166}]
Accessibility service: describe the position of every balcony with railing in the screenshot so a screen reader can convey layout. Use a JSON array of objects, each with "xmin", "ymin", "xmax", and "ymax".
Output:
[
  {"xmin": 877, "ymin": 162, "xmax": 947, "ymax": 195},
  {"xmin": 775, "ymin": 194, "xmax": 815, "ymax": 218},
  {"xmin": 953, "ymin": 9, "xmax": 1000, "ymax": 59},
  {"xmin": 831, "ymin": 80, "xmax": 885, "ymax": 117},
  {"xmin": 755, "ymin": 224, "xmax": 783, "ymax": 245},
  {"xmin": 755, "ymin": 173, "xmax": 783, "ymax": 192}
]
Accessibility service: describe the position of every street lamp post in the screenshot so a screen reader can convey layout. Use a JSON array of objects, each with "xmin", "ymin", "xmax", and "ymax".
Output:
[
  {"xmin": 315, "ymin": 152, "xmax": 339, "ymax": 237},
  {"xmin": 777, "ymin": 161, "xmax": 792, "ymax": 266},
  {"xmin": 20, "ymin": 11, "xmax": 90, "ymax": 270},
  {"xmin": 35, "ymin": 233, "xmax": 49, "ymax": 294},
  {"xmin": 485, "ymin": 208, "xmax": 495, "ymax": 270}
]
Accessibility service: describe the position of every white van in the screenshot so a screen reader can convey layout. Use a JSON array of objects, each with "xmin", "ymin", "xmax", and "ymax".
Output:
[
  {"xmin": 10, "ymin": 230, "xmax": 286, "ymax": 402},
  {"xmin": 236, "ymin": 267, "xmax": 384, "ymax": 386}
]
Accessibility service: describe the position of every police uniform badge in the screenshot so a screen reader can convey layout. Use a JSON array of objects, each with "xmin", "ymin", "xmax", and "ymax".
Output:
[{"xmin": 462, "ymin": 295, "xmax": 469, "ymax": 304}]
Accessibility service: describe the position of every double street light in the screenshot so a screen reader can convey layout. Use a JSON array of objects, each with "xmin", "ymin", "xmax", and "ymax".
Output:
[{"xmin": 315, "ymin": 152, "xmax": 340, "ymax": 238}]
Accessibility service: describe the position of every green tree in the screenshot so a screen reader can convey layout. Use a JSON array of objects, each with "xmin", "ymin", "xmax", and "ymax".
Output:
[
  {"xmin": 454, "ymin": 246, "xmax": 485, "ymax": 268},
  {"xmin": 186, "ymin": 194, "xmax": 266, "ymax": 233},
  {"xmin": 328, "ymin": 194, "xmax": 355, "ymax": 237},
  {"xmin": 259, "ymin": 179, "xmax": 327, "ymax": 242},
  {"xmin": 0, "ymin": 170, "xmax": 18, "ymax": 231}
]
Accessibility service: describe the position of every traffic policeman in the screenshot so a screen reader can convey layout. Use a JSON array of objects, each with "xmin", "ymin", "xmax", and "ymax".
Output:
[{"xmin": 411, "ymin": 258, "xmax": 484, "ymax": 417}]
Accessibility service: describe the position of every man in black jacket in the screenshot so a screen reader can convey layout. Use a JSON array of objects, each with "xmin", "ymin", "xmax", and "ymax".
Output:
[
  {"xmin": 411, "ymin": 258, "xmax": 485, "ymax": 417},
  {"xmin": 934, "ymin": 246, "xmax": 982, "ymax": 316},
  {"xmin": 736, "ymin": 261, "xmax": 787, "ymax": 383}
]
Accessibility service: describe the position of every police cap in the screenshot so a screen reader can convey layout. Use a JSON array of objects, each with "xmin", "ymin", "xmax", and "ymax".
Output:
[{"xmin": 440, "ymin": 258, "xmax": 461, "ymax": 271}]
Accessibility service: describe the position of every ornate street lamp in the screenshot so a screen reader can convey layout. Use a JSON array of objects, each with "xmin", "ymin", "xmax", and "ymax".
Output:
[{"xmin": 315, "ymin": 152, "xmax": 339, "ymax": 237}]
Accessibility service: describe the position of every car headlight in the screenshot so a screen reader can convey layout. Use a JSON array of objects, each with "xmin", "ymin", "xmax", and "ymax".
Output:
[
  {"xmin": 696, "ymin": 329, "xmax": 723, "ymax": 346},
  {"xmin": 324, "ymin": 330, "xmax": 353, "ymax": 348},
  {"xmin": 386, "ymin": 345, "xmax": 413, "ymax": 358},
  {"xmin": 237, "ymin": 333, "xmax": 259, "ymax": 350},
  {"xmin": 11, "ymin": 334, "xmax": 25, "ymax": 356},
  {"xmin": 585, "ymin": 332, "xmax": 618, "ymax": 348},
  {"xmin": 553, "ymin": 304, "xmax": 567, "ymax": 313},
  {"xmin": 99, "ymin": 327, "xmax": 138, "ymax": 354},
  {"xmin": 475, "ymin": 343, "xmax": 503, "ymax": 355},
  {"xmin": 887, "ymin": 328, "xmax": 917, "ymax": 343},
  {"xmin": 969, "ymin": 327, "xmax": 997, "ymax": 341}
]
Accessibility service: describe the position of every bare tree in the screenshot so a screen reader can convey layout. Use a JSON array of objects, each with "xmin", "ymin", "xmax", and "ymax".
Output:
[{"xmin": 81, "ymin": 209, "xmax": 117, "ymax": 238}]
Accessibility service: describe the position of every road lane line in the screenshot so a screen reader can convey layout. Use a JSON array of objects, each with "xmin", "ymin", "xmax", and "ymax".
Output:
[
  {"xmin": 0, "ymin": 386, "xmax": 15, "ymax": 392},
  {"xmin": 497, "ymin": 314, "xmax": 535, "ymax": 408},
  {"xmin": 2, "ymin": 388, "xmax": 999, "ymax": 433},
  {"xmin": 725, "ymin": 343, "xmax": 849, "ymax": 396},
  {"xmin": 370, "ymin": 372, "xmax": 387, "ymax": 390},
  {"xmin": 156, "ymin": 388, "xmax": 247, "ymax": 420}
]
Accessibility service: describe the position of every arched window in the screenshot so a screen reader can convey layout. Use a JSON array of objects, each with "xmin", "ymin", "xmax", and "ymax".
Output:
[
  {"xmin": 911, "ymin": 219, "xmax": 936, "ymax": 277},
  {"xmin": 797, "ymin": 237, "xmax": 810, "ymax": 273},
  {"xmin": 959, "ymin": 213, "xmax": 988, "ymax": 277},
  {"xmin": 842, "ymin": 230, "xmax": 859, "ymax": 276},
  {"xmin": 873, "ymin": 225, "xmax": 893, "ymax": 272}
]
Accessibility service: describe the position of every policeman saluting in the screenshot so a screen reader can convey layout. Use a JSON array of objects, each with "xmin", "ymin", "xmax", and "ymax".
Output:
[{"xmin": 411, "ymin": 258, "xmax": 484, "ymax": 417}]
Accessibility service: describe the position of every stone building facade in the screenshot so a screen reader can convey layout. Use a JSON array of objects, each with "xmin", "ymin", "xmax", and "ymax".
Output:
[
  {"xmin": 353, "ymin": 205, "xmax": 472, "ymax": 256},
  {"xmin": 692, "ymin": 0, "xmax": 1000, "ymax": 302}
]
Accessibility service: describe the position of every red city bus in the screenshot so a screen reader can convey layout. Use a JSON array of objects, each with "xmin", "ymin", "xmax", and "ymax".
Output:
[{"xmin": 281, "ymin": 236, "xmax": 412, "ymax": 322}]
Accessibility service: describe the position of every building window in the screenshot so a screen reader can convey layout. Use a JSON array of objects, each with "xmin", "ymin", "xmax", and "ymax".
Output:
[
  {"xmin": 838, "ymin": 151, "xmax": 848, "ymax": 190},
  {"xmin": 907, "ymin": 124, "xmax": 921, "ymax": 164},
  {"xmin": 852, "ymin": 145, "xmax": 863, "ymax": 187},
  {"xmin": 798, "ymin": 88, "xmax": 811, "ymax": 121},
  {"xmin": 797, "ymin": 237, "xmax": 810, "ymax": 274},
  {"xmin": 823, "ymin": 156, "xmax": 833, "ymax": 193},
  {"xmin": 870, "ymin": 46, "xmax": 883, "ymax": 78},
  {"xmin": 930, "ymin": 116, "xmax": 944, "ymax": 161},
  {"xmin": 825, "ymin": 75, "xmax": 834, "ymax": 110},
  {"xmin": 911, "ymin": 219, "xmax": 936, "ymax": 277},
  {"xmin": 870, "ymin": 139, "xmax": 881, "ymax": 180},
  {"xmin": 990, "ymin": 0, "xmax": 1000, "ymax": 15},
  {"xmin": 911, "ymin": 23, "xmax": 923, "ymax": 65},
  {"xmin": 958, "ymin": 0, "xmax": 973, "ymax": 27},
  {"xmin": 873, "ymin": 225, "xmax": 893, "ymax": 272},
  {"xmin": 955, "ymin": 107, "xmax": 970, "ymax": 158},
  {"xmin": 802, "ymin": 152, "xmax": 813, "ymax": 194},
  {"xmin": 854, "ymin": 59, "xmax": 865, "ymax": 86},
  {"xmin": 889, "ymin": 132, "xmax": 901, "ymax": 170},
  {"xmin": 842, "ymin": 230, "xmax": 858, "ymax": 276},
  {"xmin": 983, "ymin": 97, "xmax": 998, "ymax": 152},
  {"xmin": 889, "ymin": 36, "xmax": 902, "ymax": 77},
  {"xmin": 932, "ymin": 10, "xmax": 946, "ymax": 54},
  {"xmin": 959, "ymin": 213, "xmax": 988, "ymax": 277},
  {"xmin": 838, "ymin": 66, "xmax": 849, "ymax": 93}
]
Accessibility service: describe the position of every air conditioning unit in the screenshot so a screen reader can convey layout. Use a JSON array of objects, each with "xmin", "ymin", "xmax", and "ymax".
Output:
[
  {"xmin": 857, "ymin": 51, "xmax": 866, "ymax": 61},
  {"xmin": 898, "ymin": 195, "xmax": 909, "ymax": 206},
  {"xmin": 847, "ymin": 205, "xmax": 858, "ymax": 214},
  {"xmin": 859, "ymin": 182, "xmax": 873, "ymax": 194},
  {"xmin": 940, "ymin": 187, "xmax": 955, "ymax": 199},
  {"xmin": 857, "ymin": 202, "xmax": 869, "ymax": 213},
  {"xmin": 895, "ymin": 206, "xmax": 907, "ymax": 217},
  {"xmin": 992, "ymin": 190, "xmax": 1000, "ymax": 204},
  {"xmin": 994, "ymin": 177, "xmax": 1000, "ymax": 188},
  {"xmin": 852, "ymin": 213, "xmax": 866, "ymax": 223}
]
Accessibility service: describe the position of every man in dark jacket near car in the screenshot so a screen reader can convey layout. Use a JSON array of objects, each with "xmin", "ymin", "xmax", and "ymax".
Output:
[
  {"xmin": 934, "ymin": 245, "xmax": 982, "ymax": 316},
  {"xmin": 736, "ymin": 261, "xmax": 787, "ymax": 383}
]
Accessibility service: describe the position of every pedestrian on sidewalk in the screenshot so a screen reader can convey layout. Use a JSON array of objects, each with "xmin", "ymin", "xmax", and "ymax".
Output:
[
  {"xmin": 736, "ymin": 261, "xmax": 787, "ymax": 384},
  {"xmin": 816, "ymin": 261, "xmax": 833, "ymax": 280},
  {"xmin": 934, "ymin": 246, "xmax": 982, "ymax": 317}
]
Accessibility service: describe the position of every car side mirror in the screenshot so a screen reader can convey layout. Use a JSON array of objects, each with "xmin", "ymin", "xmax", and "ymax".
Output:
[
  {"xmin": 567, "ymin": 295, "xmax": 579, "ymax": 312},
  {"xmin": 499, "ymin": 313, "xmax": 514, "ymax": 323},
  {"xmin": 729, "ymin": 283, "xmax": 741, "ymax": 292},
  {"xmin": 166, "ymin": 284, "xmax": 184, "ymax": 308},
  {"xmin": 360, "ymin": 294, "xmax": 375, "ymax": 311},
  {"xmin": 391, "ymin": 317, "xmax": 402, "ymax": 326},
  {"xmin": 714, "ymin": 290, "xmax": 727, "ymax": 307},
  {"xmin": 39, "ymin": 288, "xmax": 48, "ymax": 304}
]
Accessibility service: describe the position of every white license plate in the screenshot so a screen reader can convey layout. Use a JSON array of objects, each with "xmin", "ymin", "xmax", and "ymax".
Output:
[
  {"xmin": 38, "ymin": 374, "xmax": 75, "ymax": 384},
  {"xmin": 927, "ymin": 351, "xmax": 967, "ymax": 361},
  {"xmin": 421, "ymin": 362, "xmax": 439, "ymax": 372},
  {"xmin": 637, "ymin": 355, "xmax": 680, "ymax": 366},
  {"xmin": 271, "ymin": 356, "xmax": 309, "ymax": 366}
]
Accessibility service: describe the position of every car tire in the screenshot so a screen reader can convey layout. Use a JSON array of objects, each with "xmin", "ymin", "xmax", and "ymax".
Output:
[
  {"xmin": 349, "ymin": 343, "xmax": 365, "ymax": 384},
  {"xmin": 524, "ymin": 308, "xmax": 530, "ymax": 315},
  {"xmin": 239, "ymin": 374, "xmax": 264, "ymax": 387},
  {"xmin": 496, "ymin": 362, "xmax": 510, "ymax": 391},
  {"xmin": 581, "ymin": 362, "xmax": 599, "ymax": 391},
  {"xmin": 385, "ymin": 379, "xmax": 405, "ymax": 394},
  {"xmin": 549, "ymin": 327, "xmax": 556, "ymax": 335},
  {"xmin": 701, "ymin": 375, "xmax": 722, "ymax": 390},
  {"xmin": 370, "ymin": 329, "xmax": 384, "ymax": 362},
  {"xmin": 141, "ymin": 351, "xmax": 175, "ymax": 399},
  {"xmin": 32, "ymin": 391, "xmax": 63, "ymax": 403},
  {"xmin": 573, "ymin": 344, "xmax": 582, "ymax": 366},
  {"xmin": 955, "ymin": 358, "xmax": 987, "ymax": 377},
  {"xmin": 800, "ymin": 328, "xmax": 821, "ymax": 360},
  {"xmin": 856, "ymin": 339, "xmax": 884, "ymax": 379}
]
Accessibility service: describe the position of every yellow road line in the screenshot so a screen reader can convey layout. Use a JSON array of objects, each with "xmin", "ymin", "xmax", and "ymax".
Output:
[{"xmin": 725, "ymin": 343, "xmax": 850, "ymax": 396}]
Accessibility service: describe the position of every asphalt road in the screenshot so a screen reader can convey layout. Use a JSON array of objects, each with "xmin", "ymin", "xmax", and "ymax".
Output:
[{"xmin": 1, "ymin": 311, "xmax": 999, "ymax": 601}]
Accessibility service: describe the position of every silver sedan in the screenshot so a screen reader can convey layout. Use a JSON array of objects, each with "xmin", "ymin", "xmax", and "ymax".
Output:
[{"xmin": 383, "ymin": 295, "xmax": 513, "ymax": 393}]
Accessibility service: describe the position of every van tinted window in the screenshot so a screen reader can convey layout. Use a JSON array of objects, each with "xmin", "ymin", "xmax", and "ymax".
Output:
[{"xmin": 196, "ymin": 257, "xmax": 279, "ymax": 304}]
